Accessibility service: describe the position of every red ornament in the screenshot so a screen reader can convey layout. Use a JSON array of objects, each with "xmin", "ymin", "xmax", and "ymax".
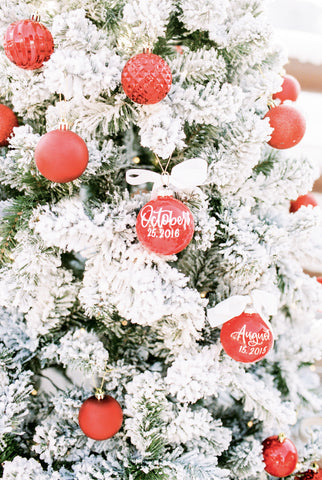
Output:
[
  {"xmin": 78, "ymin": 395, "xmax": 123, "ymax": 441},
  {"xmin": 264, "ymin": 104, "xmax": 306, "ymax": 149},
  {"xmin": 317, "ymin": 277, "xmax": 322, "ymax": 285},
  {"xmin": 4, "ymin": 17, "xmax": 54, "ymax": 70},
  {"xmin": 290, "ymin": 193, "xmax": 318, "ymax": 213},
  {"xmin": 273, "ymin": 74, "xmax": 301, "ymax": 103},
  {"xmin": 296, "ymin": 468, "xmax": 322, "ymax": 480},
  {"xmin": 0, "ymin": 104, "xmax": 19, "ymax": 146},
  {"xmin": 121, "ymin": 51, "xmax": 172, "ymax": 104},
  {"xmin": 220, "ymin": 312, "xmax": 274, "ymax": 363},
  {"xmin": 262, "ymin": 434, "xmax": 298, "ymax": 477},
  {"xmin": 136, "ymin": 196, "xmax": 194, "ymax": 255},
  {"xmin": 35, "ymin": 126, "xmax": 88, "ymax": 183}
]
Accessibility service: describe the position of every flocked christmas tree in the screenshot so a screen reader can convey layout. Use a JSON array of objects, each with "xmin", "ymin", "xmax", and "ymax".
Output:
[{"xmin": 0, "ymin": 0, "xmax": 322, "ymax": 479}]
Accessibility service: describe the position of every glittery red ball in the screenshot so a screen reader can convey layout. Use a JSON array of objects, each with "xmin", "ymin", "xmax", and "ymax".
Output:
[
  {"xmin": 296, "ymin": 468, "xmax": 322, "ymax": 480},
  {"xmin": 262, "ymin": 435, "xmax": 298, "ymax": 477},
  {"xmin": 220, "ymin": 312, "xmax": 274, "ymax": 363},
  {"xmin": 0, "ymin": 104, "xmax": 19, "ymax": 146},
  {"xmin": 273, "ymin": 74, "xmax": 301, "ymax": 103},
  {"xmin": 264, "ymin": 104, "xmax": 306, "ymax": 149},
  {"xmin": 78, "ymin": 395, "xmax": 123, "ymax": 441},
  {"xmin": 121, "ymin": 52, "xmax": 172, "ymax": 104},
  {"xmin": 136, "ymin": 196, "xmax": 194, "ymax": 255},
  {"xmin": 4, "ymin": 19, "xmax": 54, "ymax": 70},
  {"xmin": 35, "ymin": 128, "xmax": 88, "ymax": 183},
  {"xmin": 290, "ymin": 193, "xmax": 318, "ymax": 213}
]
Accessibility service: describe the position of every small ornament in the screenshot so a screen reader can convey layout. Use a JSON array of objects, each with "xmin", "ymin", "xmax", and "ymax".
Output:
[
  {"xmin": 78, "ymin": 393, "xmax": 123, "ymax": 441},
  {"xmin": 0, "ymin": 104, "xmax": 19, "ymax": 146},
  {"xmin": 121, "ymin": 50, "xmax": 172, "ymax": 104},
  {"xmin": 273, "ymin": 74, "xmax": 301, "ymax": 103},
  {"xmin": 317, "ymin": 277, "xmax": 322, "ymax": 285},
  {"xmin": 4, "ymin": 16, "xmax": 54, "ymax": 70},
  {"xmin": 290, "ymin": 193, "xmax": 318, "ymax": 213},
  {"xmin": 296, "ymin": 466, "xmax": 322, "ymax": 480},
  {"xmin": 262, "ymin": 434, "xmax": 298, "ymax": 477},
  {"xmin": 264, "ymin": 104, "xmax": 306, "ymax": 149},
  {"xmin": 220, "ymin": 312, "xmax": 274, "ymax": 363},
  {"xmin": 136, "ymin": 195, "xmax": 194, "ymax": 255},
  {"xmin": 35, "ymin": 124, "xmax": 88, "ymax": 183}
]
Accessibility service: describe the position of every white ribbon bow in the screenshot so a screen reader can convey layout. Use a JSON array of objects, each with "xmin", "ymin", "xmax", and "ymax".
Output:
[
  {"xmin": 207, "ymin": 289, "xmax": 278, "ymax": 329},
  {"xmin": 126, "ymin": 158, "xmax": 208, "ymax": 198}
]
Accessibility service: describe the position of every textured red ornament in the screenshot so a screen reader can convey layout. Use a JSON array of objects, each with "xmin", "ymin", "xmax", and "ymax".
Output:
[
  {"xmin": 220, "ymin": 312, "xmax": 274, "ymax": 363},
  {"xmin": 35, "ymin": 127, "xmax": 88, "ymax": 183},
  {"xmin": 78, "ymin": 395, "xmax": 123, "ymax": 441},
  {"xmin": 290, "ymin": 193, "xmax": 318, "ymax": 213},
  {"xmin": 136, "ymin": 196, "xmax": 194, "ymax": 255},
  {"xmin": 4, "ymin": 18, "xmax": 54, "ymax": 70},
  {"xmin": 296, "ymin": 468, "xmax": 322, "ymax": 480},
  {"xmin": 121, "ymin": 52, "xmax": 172, "ymax": 104},
  {"xmin": 262, "ymin": 435, "xmax": 298, "ymax": 477},
  {"xmin": 273, "ymin": 74, "xmax": 301, "ymax": 103},
  {"xmin": 0, "ymin": 104, "xmax": 19, "ymax": 146},
  {"xmin": 264, "ymin": 104, "xmax": 306, "ymax": 149}
]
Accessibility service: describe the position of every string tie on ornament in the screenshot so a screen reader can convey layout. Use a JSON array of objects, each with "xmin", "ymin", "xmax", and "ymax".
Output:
[{"xmin": 126, "ymin": 158, "xmax": 208, "ymax": 199}]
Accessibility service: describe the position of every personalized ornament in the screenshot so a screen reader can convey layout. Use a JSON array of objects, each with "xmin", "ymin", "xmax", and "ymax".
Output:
[
  {"xmin": 290, "ymin": 193, "xmax": 318, "ymax": 213},
  {"xmin": 121, "ymin": 50, "xmax": 172, "ymax": 104},
  {"xmin": 262, "ymin": 434, "xmax": 298, "ymax": 477},
  {"xmin": 264, "ymin": 104, "xmax": 306, "ymax": 149},
  {"xmin": 0, "ymin": 104, "xmax": 19, "ymax": 146},
  {"xmin": 4, "ymin": 16, "xmax": 54, "ymax": 70},
  {"xmin": 35, "ymin": 124, "xmax": 88, "ymax": 183},
  {"xmin": 273, "ymin": 74, "xmax": 301, "ymax": 103},
  {"xmin": 78, "ymin": 393, "xmax": 123, "ymax": 441}
]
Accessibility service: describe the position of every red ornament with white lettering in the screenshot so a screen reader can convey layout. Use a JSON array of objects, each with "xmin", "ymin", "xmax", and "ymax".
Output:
[
  {"xmin": 220, "ymin": 312, "xmax": 274, "ymax": 363},
  {"xmin": 136, "ymin": 196, "xmax": 194, "ymax": 255},
  {"xmin": 262, "ymin": 434, "xmax": 298, "ymax": 477}
]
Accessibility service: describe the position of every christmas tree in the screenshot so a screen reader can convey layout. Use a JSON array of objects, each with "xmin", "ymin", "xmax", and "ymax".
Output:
[{"xmin": 0, "ymin": 1, "xmax": 321, "ymax": 479}]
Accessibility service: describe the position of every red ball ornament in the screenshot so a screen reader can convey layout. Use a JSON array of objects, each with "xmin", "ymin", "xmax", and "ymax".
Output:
[
  {"xmin": 220, "ymin": 312, "xmax": 274, "ymax": 363},
  {"xmin": 35, "ymin": 126, "xmax": 88, "ymax": 183},
  {"xmin": 4, "ymin": 17, "xmax": 54, "ymax": 70},
  {"xmin": 136, "ymin": 196, "xmax": 194, "ymax": 255},
  {"xmin": 78, "ymin": 394, "xmax": 123, "ymax": 441},
  {"xmin": 0, "ymin": 104, "xmax": 19, "ymax": 146},
  {"xmin": 296, "ymin": 468, "xmax": 322, "ymax": 480},
  {"xmin": 273, "ymin": 74, "xmax": 301, "ymax": 103},
  {"xmin": 290, "ymin": 193, "xmax": 318, "ymax": 213},
  {"xmin": 264, "ymin": 104, "xmax": 306, "ymax": 149},
  {"xmin": 121, "ymin": 51, "xmax": 172, "ymax": 104},
  {"xmin": 262, "ymin": 434, "xmax": 298, "ymax": 477}
]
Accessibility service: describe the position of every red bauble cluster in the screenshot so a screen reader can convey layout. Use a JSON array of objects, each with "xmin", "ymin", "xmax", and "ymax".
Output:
[
  {"xmin": 4, "ymin": 18, "xmax": 54, "ymax": 70},
  {"xmin": 262, "ymin": 434, "xmax": 298, "ymax": 477},
  {"xmin": 0, "ymin": 104, "xmax": 19, "ymax": 146},
  {"xmin": 121, "ymin": 51, "xmax": 172, "ymax": 104},
  {"xmin": 78, "ymin": 394, "xmax": 123, "ymax": 441},
  {"xmin": 290, "ymin": 193, "xmax": 318, "ymax": 213},
  {"xmin": 264, "ymin": 104, "xmax": 306, "ymax": 149},
  {"xmin": 220, "ymin": 312, "xmax": 274, "ymax": 363},
  {"xmin": 35, "ymin": 126, "xmax": 88, "ymax": 183},
  {"xmin": 136, "ymin": 196, "xmax": 194, "ymax": 255},
  {"xmin": 273, "ymin": 74, "xmax": 301, "ymax": 103}
]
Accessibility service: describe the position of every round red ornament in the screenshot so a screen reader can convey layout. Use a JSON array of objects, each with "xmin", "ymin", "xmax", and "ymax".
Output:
[
  {"xmin": 35, "ymin": 126, "xmax": 88, "ymax": 183},
  {"xmin": 290, "ymin": 193, "xmax": 318, "ymax": 213},
  {"xmin": 220, "ymin": 312, "xmax": 274, "ymax": 363},
  {"xmin": 262, "ymin": 434, "xmax": 298, "ymax": 477},
  {"xmin": 273, "ymin": 74, "xmax": 301, "ymax": 103},
  {"xmin": 0, "ymin": 104, "xmax": 19, "ymax": 146},
  {"xmin": 136, "ymin": 195, "xmax": 194, "ymax": 255},
  {"xmin": 78, "ymin": 394, "xmax": 123, "ymax": 441},
  {"xmin": 121, "ymin": 51, "xmax": 172, "ymax": 104},
  {"xmin": 4, "ymin": 17, "xmax": 54, "ymax": 70},
  {"xmin": 296, "ymin": 468, "xmax": 322, "ymax": 480},
  {"xmin": 264, "ymin": 104, "xmax": 306, "ymax": 149}
]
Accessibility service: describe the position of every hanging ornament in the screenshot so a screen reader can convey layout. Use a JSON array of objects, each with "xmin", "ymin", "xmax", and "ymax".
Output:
[
  {"xmin": 273, "ymin": 74, "xmax": 301, "ymax": 103},
  {"xmin": 4, "ymin": 15, "xmax": 54, "ymax": 70},
  {"xmin": 296, "ymin": 466, "xmax": 322, "ymax": 480},
  {"xmin": 35, "ymin": 123, "xmax": 88, "ymax": 183},
  {"xmin": 78, "ymin": 392, "xmax": 123, "ymax": 441},
  {"xmin": 264, "ymin": 104, "xmax": 306, "ymax": 149},
  {"xmin": 0, "ymin": 104, "xmax": 19, "ymax": 146},
  {"xmin": 121, "ymin": 49, "xmax": 172, "ymax": 104},
  {"xmin": 220, "ymin": 312, "xmax": 274, "ymax": 363},
  {"xmin": 262, "ymin": 434, "xmax": 298, "ymax": 477},
  {"xmin": 290, "ymin": 193, "xmax": 318, "ymax": 213}
]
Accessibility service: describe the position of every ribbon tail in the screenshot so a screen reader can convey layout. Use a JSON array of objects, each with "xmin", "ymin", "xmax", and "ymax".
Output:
[{"xmin": 207, "ymin": 295, "xmax": 250, "ymax": 328}]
